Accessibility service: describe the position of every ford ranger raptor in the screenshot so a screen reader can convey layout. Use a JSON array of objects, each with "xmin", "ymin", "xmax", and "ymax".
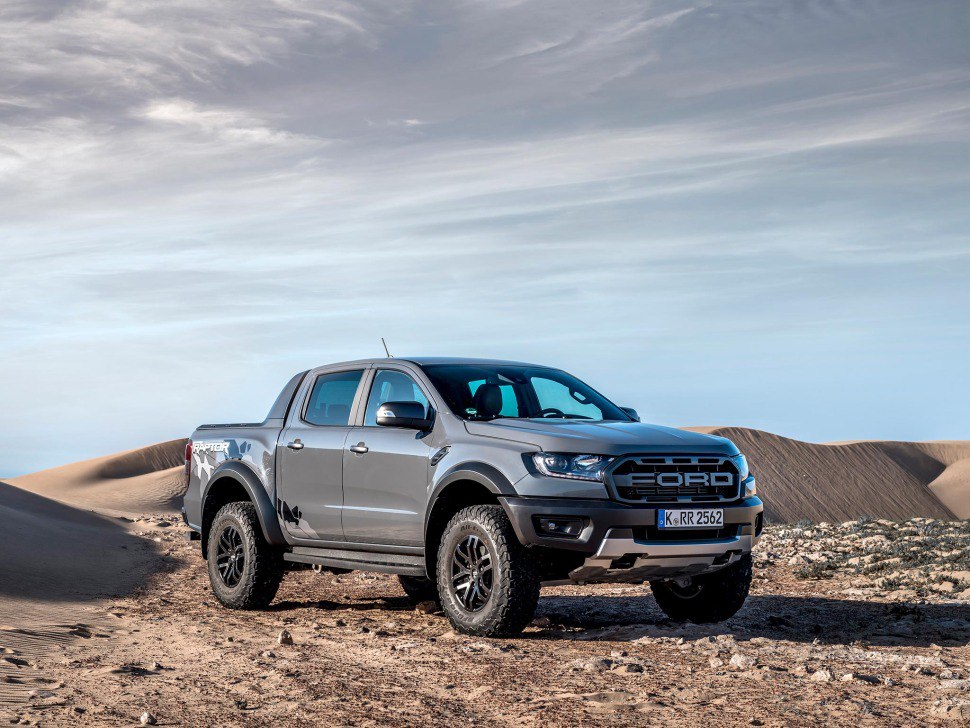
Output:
[{"xmin": 181, "ymin": 358, "xmax": 763, "ymax": 636}]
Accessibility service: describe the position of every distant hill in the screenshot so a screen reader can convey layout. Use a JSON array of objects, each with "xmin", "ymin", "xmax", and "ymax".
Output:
[{"xmin": 690, "ymin": 427, "xmax": 970, "ymax": 522}]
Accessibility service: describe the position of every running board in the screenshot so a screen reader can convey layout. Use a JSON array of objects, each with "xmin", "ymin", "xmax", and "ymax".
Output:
[{"xmin": 283, "ymin": 546, "xmax": 426, "ymax": 576}]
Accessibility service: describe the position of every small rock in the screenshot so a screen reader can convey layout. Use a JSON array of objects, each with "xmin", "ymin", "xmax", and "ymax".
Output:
[
  {"xmin": 414, "ymin": 601, "xmax": 438, "ymax": 614},
  {"xmin": 260, "ymin": 650, "xmax": 276, "ymax": 659},
  {"xmin": 811, "ymin": 669, "xmax": 834, "ymax": 683},
  {"xmin": 334, "ymin": 619, "xmax": 347, "ymax": 627},
  {"xmin": 569, "ymin": 657, "xmax": 613, "ymax": 672},
  {"xmin": 938, "ymin": 680, "xmax": 970, "ymax": 691},
  {"xmin": 356, "ymin": 626, "xmax": 370, "ymax": 634},
  {"xmin": 615, "ymin": 663, "xmax": 644, "ymax": 674},
  {"xmin": 730, "ymin": 653, "xmax": 757, "ymax": 670},
  {"xmin": 140, "ymin": 712, "xmax": 157, "ymax": 726},
  {"xmin": 709, "ymin": 656, "xmax": 725, "ymax": 669},
  {"xmin": 277, "ymin": 630, "xmax": 293, "ymax": 646}
]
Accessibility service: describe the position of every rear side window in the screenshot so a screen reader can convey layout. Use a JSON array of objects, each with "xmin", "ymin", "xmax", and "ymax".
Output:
[
  {"xmin": 304, "ymin": 370, "xmax": 364, "ymax": 426},
  {"xmin": 363, "ymin": 370, "xmax": 430, "ymax": 426}
]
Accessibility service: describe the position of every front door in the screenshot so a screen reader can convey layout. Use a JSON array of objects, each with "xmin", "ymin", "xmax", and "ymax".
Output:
[
  {"xmin": 341, "ymin": 369, "xmax": 433, "ymax": 546},
  {"xmin": 277, "ymin": 368, "xmax": 365, "ymax": 541}
]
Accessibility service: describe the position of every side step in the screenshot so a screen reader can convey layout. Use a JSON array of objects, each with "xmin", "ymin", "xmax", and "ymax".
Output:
[{"xmin": 283, "ymin": 546, "xmax": 426, "ymax": 577}]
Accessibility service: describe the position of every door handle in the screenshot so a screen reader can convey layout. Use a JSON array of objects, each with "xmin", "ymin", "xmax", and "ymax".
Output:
[
  {"xmin": 349, "ymin": 442, "xmax": 369, "ymax": 455},
  {"xmin": 287, "ymin": 439, "xmax": 304, "ymax": 451}
]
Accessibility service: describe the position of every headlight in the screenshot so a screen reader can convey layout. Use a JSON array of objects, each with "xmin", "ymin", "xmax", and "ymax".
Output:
[
  {"xmin": 532, "ymin": 453, "xmax": 614, "ymax": 482},
  {"xmin": 730, "ymin": 453, "xmax": 749, "ymax": 480}
]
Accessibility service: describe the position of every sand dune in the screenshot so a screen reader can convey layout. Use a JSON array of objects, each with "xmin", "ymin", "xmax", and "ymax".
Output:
[
  {"xmin": 10, "ymin": 439, "xmax": 187, "ymax": 516},
  {"xmin": 692, "ymin": 427, "xmax": 970, "ymax": 523},
  {"xmin": 0, "ymin": 482, "xmax": 163, "ymax": 706}
]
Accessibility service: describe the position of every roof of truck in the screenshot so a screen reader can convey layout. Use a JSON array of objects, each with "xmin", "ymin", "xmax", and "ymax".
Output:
[
  {"xmin": 402, "ymin": 356, "xmax": 551, "ymax": 368},
  {"xmin": 312, "ymin": 356, "xmax": 552, "ymax": 369}
]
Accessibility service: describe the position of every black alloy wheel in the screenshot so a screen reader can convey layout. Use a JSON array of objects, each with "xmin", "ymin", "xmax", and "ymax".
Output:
[
  {"xmin": 215, "ymin": 524, "xmax": 245, "ymax": 587},
  {"xmin": 451, "ymin": 534, "xmax": 494, "ymax": 612}
]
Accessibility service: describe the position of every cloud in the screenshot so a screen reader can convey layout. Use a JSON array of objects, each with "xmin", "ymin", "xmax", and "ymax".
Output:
[{"xmin": 1, "ymin": 0, "xmax": 969, "ymax": 472}]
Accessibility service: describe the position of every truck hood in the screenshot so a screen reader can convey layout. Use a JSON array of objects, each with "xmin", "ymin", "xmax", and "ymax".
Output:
[{"xmin": 463, "ymin": 419, "xmax": 739, "ymax": 456}]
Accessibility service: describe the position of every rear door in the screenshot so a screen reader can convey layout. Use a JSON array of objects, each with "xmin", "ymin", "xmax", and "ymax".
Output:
[
  {"xmin": 277, "ymin": 367, "xmax": 367, "ymax": 541},
  {"xmin": 341, "ymin": 367, "xmax": 434, "ymax": 546}
]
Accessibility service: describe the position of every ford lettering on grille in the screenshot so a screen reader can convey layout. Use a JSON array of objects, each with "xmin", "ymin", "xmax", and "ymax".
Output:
[
  {"xmin": 638, "ymin": 472, "xmax": 734, "ymax": 488},
  {"xmin": 608, "ymin": 455, "xmax": 740, "ymax": 504}
]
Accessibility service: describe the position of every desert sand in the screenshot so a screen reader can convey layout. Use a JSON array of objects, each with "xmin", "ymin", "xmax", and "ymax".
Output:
[{"xmin": 1, "ymin": 429, "xmax": 968, "ymax": 725}]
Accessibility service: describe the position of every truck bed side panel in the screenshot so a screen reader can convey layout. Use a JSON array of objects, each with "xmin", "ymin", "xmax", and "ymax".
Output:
[{"xmin": 182, "ymin": 420, "xmax": 283, "ymax": 530}]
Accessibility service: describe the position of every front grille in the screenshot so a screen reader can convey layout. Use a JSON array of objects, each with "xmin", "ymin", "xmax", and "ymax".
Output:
[
  {"xmin": 609, "ymin": 455, "xmax": 740, "ymax": 504},
  {"xmin": 632, "ymin": 524, "xmax": 740, "ymax": 542}
]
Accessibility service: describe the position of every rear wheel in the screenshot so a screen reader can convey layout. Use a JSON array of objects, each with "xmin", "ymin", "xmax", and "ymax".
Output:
[
  {"xmin": 207, "ymin": 502, "xmax": 284, "ymax": 609},
  {"xmin": 398, "ymin": 575, "xmax": 439, "ymax": 604},
  {"xmin": 651, "ymin": 554, "xmax": 752, "ymax": 624},
  {"xmin": 436, "ymin": 505, "xmax": 540, "ymax": 637}
]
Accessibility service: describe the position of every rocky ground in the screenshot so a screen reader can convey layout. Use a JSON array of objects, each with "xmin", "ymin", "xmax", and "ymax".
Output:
[{"xmin": 3, "ymin": 518, "xmax": 969, "ymax": 727}]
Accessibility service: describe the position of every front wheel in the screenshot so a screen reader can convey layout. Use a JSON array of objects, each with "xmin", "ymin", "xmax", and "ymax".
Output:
[
  {"xmin": 436, "ymin": 505, "xmax": 540, "ymax": 637},
  {"xmin": 651, "ymin": 554, "xmax": 752, "ymax": 624},
  {"xmin": 207, "ymin": 501, "xmax": 284, "ymax": 609}
]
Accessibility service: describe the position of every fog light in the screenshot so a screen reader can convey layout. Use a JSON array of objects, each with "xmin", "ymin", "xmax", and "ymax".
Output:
[{"xmin": 535, "ymin": 516, "xmax": 585, "ymax": 538}]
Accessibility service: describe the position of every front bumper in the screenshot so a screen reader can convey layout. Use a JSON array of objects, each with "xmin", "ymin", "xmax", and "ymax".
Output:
[{"xmin": 501, "ymin": 495, "xmax": 763, "ymax": 584}]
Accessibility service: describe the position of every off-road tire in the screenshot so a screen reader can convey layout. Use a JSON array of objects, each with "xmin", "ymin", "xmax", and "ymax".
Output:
[
  {"xmin": 650, "ymin": 554, "xmax": 752, "ymax": 624},
  {"xmin": 207, "ymin": 501, "xmax": 284, "ymax": 610},
  {"xmin": 436, "ymin": 505, "xmax": 540, "ymax": 637},
  {"xmin": 398, "ymin": 575, "xmax": 440, "ymax": 605}
]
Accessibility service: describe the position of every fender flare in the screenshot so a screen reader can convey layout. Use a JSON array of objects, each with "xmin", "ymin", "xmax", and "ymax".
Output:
[
  {"xmin": 424, "ymin": 461, "xmax": 517, "ymax": 536},
  {"xmin": 202, "ymin": 461, "xmax": 287, "ymax": 547}
]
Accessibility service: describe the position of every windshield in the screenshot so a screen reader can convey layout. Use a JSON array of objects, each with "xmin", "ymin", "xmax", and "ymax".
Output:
[{"xmin": 421, "ymin": 364, "xmax": 632, "ymax": 422}]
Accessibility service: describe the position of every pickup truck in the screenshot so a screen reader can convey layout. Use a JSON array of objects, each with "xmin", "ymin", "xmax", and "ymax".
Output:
[{"xmin": 182, "ymin": 357, "xmax": 763, "ymax": 636}]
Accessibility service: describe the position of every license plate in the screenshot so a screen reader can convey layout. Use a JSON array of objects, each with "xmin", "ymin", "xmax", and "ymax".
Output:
[{"xmin": 658, "ymin": 508, "xmax": 723, "ymax": 529}]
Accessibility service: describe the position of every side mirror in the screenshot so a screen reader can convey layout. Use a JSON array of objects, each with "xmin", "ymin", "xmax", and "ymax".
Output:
[
  {"xmin": 376, "ymin": 401, "xmax": 433, "ymax": 430},
  {"xmin": 620, "ymin": 407, "xmax": 640, "ymax": 422}
]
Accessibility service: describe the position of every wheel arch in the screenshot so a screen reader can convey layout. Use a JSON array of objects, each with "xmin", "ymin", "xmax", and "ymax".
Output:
[
  {"xmin": 201, "ymin": 461, "xmax": 286, "ymax": 554},
  {"xmin": 423, "ymin": 463, "xmax": 517, "ymax": 578}
]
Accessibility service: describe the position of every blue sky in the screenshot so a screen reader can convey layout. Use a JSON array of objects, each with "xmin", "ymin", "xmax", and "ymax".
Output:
[{"xmin": 1, "ymin": 0, "xmax": 969, "ymax": 474}]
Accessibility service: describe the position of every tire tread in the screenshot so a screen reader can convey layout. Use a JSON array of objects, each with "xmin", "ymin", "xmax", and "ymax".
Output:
[{"xmin": 207, "ymin": 501, "xmax": 284, "ymax": 610}]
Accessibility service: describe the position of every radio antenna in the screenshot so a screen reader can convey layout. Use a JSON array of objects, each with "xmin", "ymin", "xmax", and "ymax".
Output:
[{"xmin": 381, "ymin": 337, "xmax": 392, "ymax": 358}]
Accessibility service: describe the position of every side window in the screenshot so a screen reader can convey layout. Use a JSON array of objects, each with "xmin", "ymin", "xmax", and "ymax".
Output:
[
  {"xmin": 304, "ymin": 370, "xmax": 364, "ymax": 426},
  {"xmin": 364, "ymin": 370, "xmax": 430, "ymax": 426}
]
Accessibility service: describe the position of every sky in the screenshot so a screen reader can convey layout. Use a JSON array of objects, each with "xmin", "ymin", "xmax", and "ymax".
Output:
[{"xmin": 1, "ymin": 0, "xmax": 969, "ymax": 475}]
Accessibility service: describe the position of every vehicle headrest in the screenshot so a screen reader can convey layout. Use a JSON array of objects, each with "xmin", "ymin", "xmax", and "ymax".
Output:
[
  {"xmin": 473, "ymin": 383, "xmax": 504, "ymax": 418},
  {"xmin": 327, "ymin": 404, "xmax": 350, "ymax": 423}
]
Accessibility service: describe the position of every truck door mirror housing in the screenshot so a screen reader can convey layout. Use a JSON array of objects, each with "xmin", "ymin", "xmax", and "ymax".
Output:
[
  {"xmin": 620, "ymin": 407, "xmax": 640, "ymax": 422},
  {"xmin": 376, "ymin": 401, "xmax": 433, "ymax": 430}
]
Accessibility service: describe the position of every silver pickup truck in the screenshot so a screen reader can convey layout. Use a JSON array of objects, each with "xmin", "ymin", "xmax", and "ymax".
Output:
[{"xmin": 182, "ymin": 357, "xmax": 763, "ymax": 636}]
